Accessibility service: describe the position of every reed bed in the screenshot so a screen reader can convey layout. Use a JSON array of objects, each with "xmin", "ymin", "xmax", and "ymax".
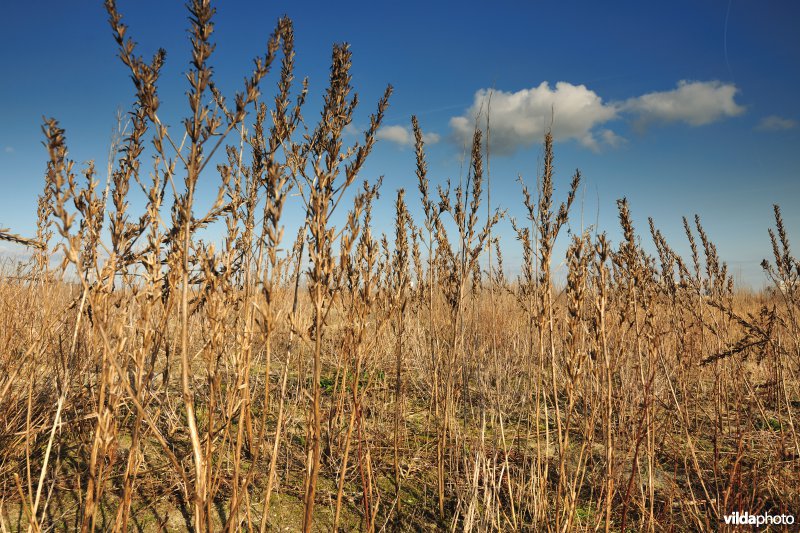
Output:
[{"xmin": 1, "ymin": 2, "xmax": 798, "ymax": 531}]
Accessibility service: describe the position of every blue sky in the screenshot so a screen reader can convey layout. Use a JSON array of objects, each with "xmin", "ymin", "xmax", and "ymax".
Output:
[{"xmin": 1, "ymin": 1, "xmax": 798, "ymax": 286}]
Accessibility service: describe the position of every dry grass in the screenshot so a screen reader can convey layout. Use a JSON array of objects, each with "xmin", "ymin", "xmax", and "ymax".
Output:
[{"xmin": 1, "ymin": 2, "xmax": 799, "ymax": 532}]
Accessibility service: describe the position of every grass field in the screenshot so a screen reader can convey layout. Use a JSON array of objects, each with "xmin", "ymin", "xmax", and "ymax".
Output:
[{"xmin": 1, "ymin": 1, "xmax": 799, "ymax": 531}]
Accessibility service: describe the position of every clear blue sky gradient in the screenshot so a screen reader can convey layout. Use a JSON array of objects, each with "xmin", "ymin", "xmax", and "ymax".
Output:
[{"xmin": 1, "ymin": 1, "xmax": 798, "ymax": 286}]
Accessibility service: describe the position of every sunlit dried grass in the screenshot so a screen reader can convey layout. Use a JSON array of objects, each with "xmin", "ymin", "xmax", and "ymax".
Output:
[{"xmin": 1, "ymin": 2, "xmax": 799, "ymax": 532}]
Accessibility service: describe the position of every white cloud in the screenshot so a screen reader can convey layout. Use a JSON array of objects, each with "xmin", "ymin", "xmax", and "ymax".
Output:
[
  {"xmin": 756, "ymin": 115, "xmax": 797, "ymax": 131},
  {"xmin": 623, "ymin": 80, "xmax": 744, "ymax": 127},
  {"xmin": 450, "ymin": 82, "xmax": 619, "ymax": 154},
  {"xmin": 376, "ymin": 125, "xmax": 409, "ymax": 145},
  {"xmin": 376, "ymin": 125, "xmax": 440, "ymax": 147},
  {"xmin": 423, "ymin": 132, "xmax": 441, "ymax": 144},
  {"xmin": 3, "ymin": 146, "xmax": 14, "ymax": 154},
  {"xmin": 449, "ymin": 80, "xmax": 745, "ymax": 154}
]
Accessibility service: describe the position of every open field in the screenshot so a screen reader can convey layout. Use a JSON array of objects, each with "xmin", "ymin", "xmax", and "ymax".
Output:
[{"xmin": 1, "ymin": 2, "xmax": 799, "ymax": 532}]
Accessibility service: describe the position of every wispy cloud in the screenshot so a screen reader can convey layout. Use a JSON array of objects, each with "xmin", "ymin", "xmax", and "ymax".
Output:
[
  {"xmin": 450, "ymin": 80, "xmax": 744, "ymax": 155},
  {"xmin": 756, "ymin": 115, "xmax": 797, "ymax": 131},
  {"xmin": 600, "ymin": 129, "xmax": 626, "ymax": 148},
  {"xmin": 3, "ymin": 146, "xmax": 14, "ymax": 154},
  {"xmin": 343, "ymin": 123, "xmax": 360, "ymax": 137},
  {"xmin": 376, "ymin": 125, "xmax": 440, "ymax": 147},
  {"xmin": 0, "ymin": 243, "xmax": 32, "ymax": 260}
]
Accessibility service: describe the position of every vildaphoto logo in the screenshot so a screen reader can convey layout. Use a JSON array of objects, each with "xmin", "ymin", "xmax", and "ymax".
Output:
[{"xmin": 722, "ymin": 511, "xmax": 795, "ymax": 527}]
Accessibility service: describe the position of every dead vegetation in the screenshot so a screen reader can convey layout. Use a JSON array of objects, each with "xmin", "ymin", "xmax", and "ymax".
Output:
[{"xmin": 1, "ymin": 1, "xmax": 799, "ymax": 531}]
